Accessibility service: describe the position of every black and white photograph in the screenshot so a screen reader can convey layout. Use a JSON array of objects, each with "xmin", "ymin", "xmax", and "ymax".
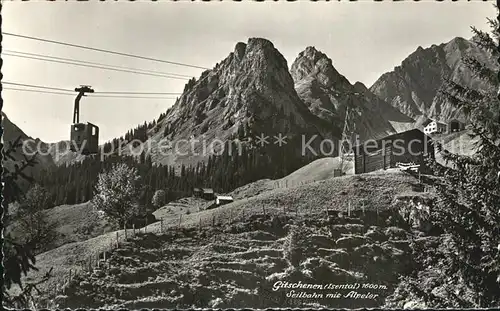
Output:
[{"xmin": 2, "ymin": 0, "xmax": 500, "ymax": 309}]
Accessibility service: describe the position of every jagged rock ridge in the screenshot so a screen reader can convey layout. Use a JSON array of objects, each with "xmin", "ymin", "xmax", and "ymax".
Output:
[
  {"xmin": 370, "ymin": 36, "xmax": 497, "ymax": 123},
  {"xmin": 126, "ymin": 38, "xmax": 337, "ymax": 167},
  {"xmin": 290, "ymin": 47, "xmax": 416, "ymax": 141}
]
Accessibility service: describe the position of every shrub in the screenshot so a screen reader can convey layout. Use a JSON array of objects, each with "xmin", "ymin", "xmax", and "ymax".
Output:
[{"xmin": 152, "ymin": 189, "xmax": 167, "ymax": 208}]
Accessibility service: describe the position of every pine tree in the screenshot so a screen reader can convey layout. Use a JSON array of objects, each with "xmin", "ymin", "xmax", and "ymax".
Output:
[{"xmin": 395, "ymin": 10, "xmax": 500, "ymax": 308}]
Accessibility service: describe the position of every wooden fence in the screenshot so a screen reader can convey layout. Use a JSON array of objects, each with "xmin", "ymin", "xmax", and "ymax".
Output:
[
  {"xmin": 272, "ymin": 179, "xmax": 315, "ymax": 189},
  {"xmin": 50, "ymin": 171, "xmax": 430, "ymax": 303}
]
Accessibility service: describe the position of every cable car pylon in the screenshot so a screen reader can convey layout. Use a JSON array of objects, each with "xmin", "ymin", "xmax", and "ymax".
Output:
[
  {"xmin": 73, "ymin": 85, "xmax": 94, "ymax": 123},
  {"xmin": 70, "ymin": 85, "xmax": 99, "ymax": 155},
  {"xmin": 336, "ymin": 92, "xmax": 359, "ymax": 176}
]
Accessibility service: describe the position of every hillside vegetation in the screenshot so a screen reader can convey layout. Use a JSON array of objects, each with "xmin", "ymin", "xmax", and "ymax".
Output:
[
  {"xmin": 6, "ymin": 202, "xmax": 112, "ymax": 253},
  {"xmin": 15, "ymin": 170, "xmax": 435, "ymax": 308},
  {"xmin": 57, "ymin": 211, "xmax": 415, "ymax": 309},
  {"xmin": 4, "ymin": 31, "xmax": 489, "ymax": 308}
]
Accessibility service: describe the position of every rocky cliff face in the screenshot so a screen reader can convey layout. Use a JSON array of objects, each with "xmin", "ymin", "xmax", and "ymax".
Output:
[
  {"xmin": 291, "ymin": 47, "xmax": 415, "ymax": 141},
  {"xmin": 370, "ymin": 37, "xmax": 497, "ymax": 123},
  {"xmin": 125, "ymin": 38, "xmax": 336, "ymax": 167}
]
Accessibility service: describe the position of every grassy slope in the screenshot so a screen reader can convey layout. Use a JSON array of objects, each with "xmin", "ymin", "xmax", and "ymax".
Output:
[
  {"xmin": 59, "ymin": 211, "xmax": 415, "ymax": 309},
  {"xmin": 14, "ymin": 169, "xmax": 418, "ymax": 308},
  {"xmin": 280, "ymin": 157, "xmax": 354, "ymax": 183},
  {"xmin": 12, "ymin": 155, "xmax": 347, "ymax": 270},
  {"xmin": 7, "ymin": 202, "xmax": 112, "ymax": 252},
  {"xmin": 230, "ymin": 156, "xmax": 354, "ymax": 200},
  {"xmin": 153, "ymin": 197, "xmax": 212, "ymax": 220},
  {"xmin": 44, "ymin": 202, "xmax": 113, "ymax": 247}
]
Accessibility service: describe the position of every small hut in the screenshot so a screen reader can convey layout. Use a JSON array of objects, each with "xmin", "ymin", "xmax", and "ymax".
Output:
[
  {"xmin": 353, "ymin": 129, "xmax": 434, "ymax": 174},
  {"xmin": 193, "ymin": 188, "xmax": 202, "ymax": 198},
  {"xmin": 201, "ymin": 188, "xmax": 215, "ymax": 200},
  {"xmin": 447, "ymin": 119, "xmax": 465, "ymax": 133}
]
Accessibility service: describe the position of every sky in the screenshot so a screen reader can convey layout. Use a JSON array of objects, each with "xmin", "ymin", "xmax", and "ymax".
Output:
[{"xmin": 2, "ymin": 1, "xmax": 496, "ymax": 144}]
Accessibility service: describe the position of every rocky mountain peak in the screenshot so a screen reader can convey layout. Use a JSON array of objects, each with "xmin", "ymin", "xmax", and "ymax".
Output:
[
  {"xmin": 302, "ymin": 46, "xmax": 328, "ymax": 62},
  {"xmin": 290, "ymin": 47, "xmax": 415, "ymax": 141},
  {"xmin": 234, "ymin": 42, "xmax": 246, "ymax": 61},
  {"xmin": 230, "ymin": 38, "xmax": 288, "ymax": 68},
  {"xmin": 446, "ymin": 36, "xmax": 469, "ymax": 50},
  {"xmin": 246, "ymin": 37, "xmax": 275, "ymax": 50},
  {"xmin": 135, "ymin": 37, "xmax": 333, "ymax": 167},
  {"xmin": 290, "ymin": 46, "xmax": 350, "ymax": 89},
  {"xmin": 370, "ymin": 36, "xmax": 496, "ymax": 122},
  {"xmin": 353, "ymin": 82, "xmax": 368, "ymax": 93}
]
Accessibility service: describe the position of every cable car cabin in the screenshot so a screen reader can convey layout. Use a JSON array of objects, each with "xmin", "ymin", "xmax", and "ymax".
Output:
[{"xmin": 70, "ymin": 122, "xmax": 99, "ymax": 154}]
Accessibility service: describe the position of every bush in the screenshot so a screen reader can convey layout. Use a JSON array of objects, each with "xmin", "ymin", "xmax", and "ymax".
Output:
[{"xmin": 152, "ymin": 189, "xmax": 167, "ymax": 208}]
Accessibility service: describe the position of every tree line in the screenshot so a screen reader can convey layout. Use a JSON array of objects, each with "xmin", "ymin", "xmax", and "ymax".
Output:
[
  {"xmin": 37, "ymin": 136, "xmax": 317, "ymax": 208},
  {"xmin": 4, "ymin": 8, "xmax": 500, "ymax": 308}
]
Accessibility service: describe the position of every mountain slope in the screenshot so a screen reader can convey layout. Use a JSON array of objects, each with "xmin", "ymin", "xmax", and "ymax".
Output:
[
  {"xmin": 120, "ymin": 38, "xmax": 337, "ymax": 167},
  {"xmin": 291, "ymin": 47, "xmax": 415, "ymax": 141},
  {"xmin": 18, "ymin": 170, "xmax": 424, "ymax": 309},
  {"xmin": 370, "ymin": 36, "xmax": 497, "ymax": 123},
  {"xmin": 2, "ymin": 112, "xmax": 56, "ymax": 191}
]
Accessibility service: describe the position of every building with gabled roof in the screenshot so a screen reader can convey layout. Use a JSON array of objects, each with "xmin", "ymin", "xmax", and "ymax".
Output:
[
  {"xmin": 201, "ymin": 188, "xmax": 215, "ymax": 200},
  {"xmin": 423, "ymin": 120, "xmax": 447, "ymax": 135},
  {"xmin": 354, "ymin": 128, "xmax": 434, "ymax": 174}
]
